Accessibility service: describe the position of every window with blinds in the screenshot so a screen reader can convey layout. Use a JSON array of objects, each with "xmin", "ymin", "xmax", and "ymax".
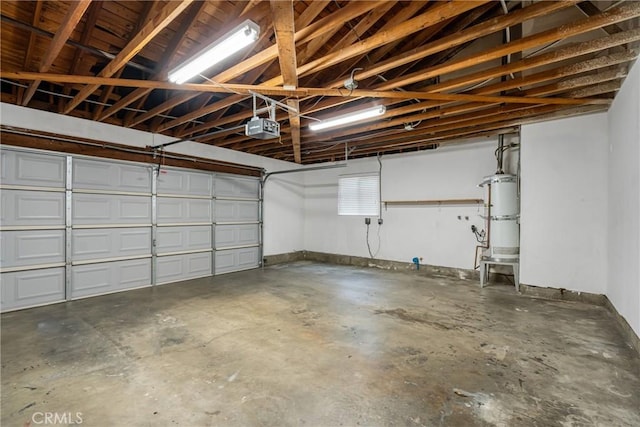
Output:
[{"xmin": 338, "ymin": 174, "xmax": 379, "ymax": 216}]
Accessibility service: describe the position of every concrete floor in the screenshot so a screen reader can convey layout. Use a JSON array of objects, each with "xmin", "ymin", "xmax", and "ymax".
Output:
[{"xmin": 2, "ymin": 261, "xmax": 639, "ymax": 426}]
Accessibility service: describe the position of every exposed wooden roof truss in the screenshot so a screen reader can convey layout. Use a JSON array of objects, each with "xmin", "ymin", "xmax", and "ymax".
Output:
[{"xmin": 1, "ymin": 0, "xmax": 639, "ymax": 164}]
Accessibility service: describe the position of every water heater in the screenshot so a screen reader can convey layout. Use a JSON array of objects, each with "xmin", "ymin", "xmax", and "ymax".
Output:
[{"xmin": 480, "ymin": 174, "xmax": 519, "ymax": 261}]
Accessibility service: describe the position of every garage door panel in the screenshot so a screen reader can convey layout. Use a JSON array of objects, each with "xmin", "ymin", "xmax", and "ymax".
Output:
[
  {"xmin": 156, "ymin": 226, "xmax": 211, "ymax": 254},
  {"xmin": 215, "ymin": 227, "xmax": 235, "ymax": 248},
  {"xmin": 73, "ymin": 159, "xmax": 150, "ymax": 193},
  {"xmin": 214, "ymin": 201, "xmax": 234, "ymax": 221},
  {"xmin": 215, "ymin": 200, "xmax": 259, "ymax": 222},
  {"xmin": 71, "ymin": 259, "xmax": 151, "ymax": 298},
  {"xmin": 215, "ymin": 251, "xmax": 235, "ymax": 274},
  {"xmin": 215, "ymin": 176, "xmax": 260, "ymax": 198},
  {"xmin": 237, "ymin": 226, "xmax": 259, "ymax": 245},
  {"xmin": 237, "ymin": 247, "xmax": 259, "ymax": 269},
  {"xmin": 72, "ymin": 264, "xmax": 111, "ymax": 293},
  {"xmin": 157, "ymin": 170, "xmax": 212, "ymax": 196},
  {"xmin": 0, "ymin": 230, "xmax": 65, "ymax": 268},
  {"xmin": 188, "ymin": 253, "xmax": 211, "ymax": 276},
  {"xmin": 72, "ymin": 228, "xmax": 151, "ymax": 261},
  {"xmin": 1, "ymin": 268, "xmax": 65, "ymax": 311},
  {"xmin": 1, "ymin": 190, "xmax": 65, "ymax": 227},
  {"xmin": 215, "ymin": 247, "xmax": 259, "ymax": 274},
  {"xmin": 73, "ymin": 194, "xmax": 151, "ymax": 225},
  {"xmin": 236, "ymin": 201, "xmax": 259, "ymax": 221},
  {"xmin": 215, "ymin": 224, "xmax": 259, "ymax": 248},
  {"xmin": 1, "ymin": 150, "xmax": 65, "ymax": 188},
  {"xmin": 157, "ymin": 252, "xmax": 212, "ymax": 284},
  {"xmin": 157, "ymin": 198, "xmax": 211, "ymax": 224}
]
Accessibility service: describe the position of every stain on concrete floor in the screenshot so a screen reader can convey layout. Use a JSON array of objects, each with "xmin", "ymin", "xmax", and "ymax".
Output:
[{"xmin": 2, "ymin": 261, "xmax": 639, "ymax": 426}]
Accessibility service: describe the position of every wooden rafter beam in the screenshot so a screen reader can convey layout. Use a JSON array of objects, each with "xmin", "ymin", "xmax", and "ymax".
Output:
[
  {"xmin": 293, "ymin": 52, "xmax": 636, "ymax": 146},
  {"xmin": 425, "ymin": 28, "xmax": 640, "ymax": 94},
  {"xmin": 21, "ymin": 0, "xmax": 91, "ymax": 106},
  {"xmin": 270, "ymin": 0, "xmax": 300, "ymax": 163},
  {"xmin": 126, "ymin": 1, "xmax": 378, "ymax": 129},
  {"xmin": 249, "ymin": 99, "xmax": 608, "ymax": 161},
  {"xmin": 374, "ymin": 1, "xmax": 640, "ymax": 91},
  {"xmin": 293, "ymin": 105, "xmax": 607, "ymax": 162},
  {"xmin": 166, "ymin": 61, "xmax": 274, "ymax": 135},
  {"xmin": 362, "ymin": 2, "xmax": 439, "ymax": 65},
  {"xmin": 126, "ymin": 4, "xmax": 274, "ymax": 129},
  {"xmin": 163, "ymin": 0, "xmax": 329, "ymax": 137},
  {"xmin": 296, "ymin": 0, "xmax": 578, "ymax": 114},
  {"xmin": 270, "ymin": 0, "xmax": 298, "ymax": 90},
  {"xmin": 300, "ymin": 1, "xmax": 396, "ymax": 67},
  {"xmin": 241, "ymin": 57, "xmax": 632, "ymax": 154},
  {"xmin": 233, "ymin": 58, "xmax": 629, "ymax": 152},
  {"xmin": 92, "ymin": 0, "xmax": 158, "ymax": 120},
  {"xmin": 214, "ymin": 1, "xmax": 380, "ymax": 85},
  {"xmin": 22, "ymin": 0, "xmax": 43, "ymax": 71},
  {"xmin": 96, "ymin": 1, "xmax": 208, "ymax": 122},
  {"xmin": 306, "ymin": 1, "xmax": 427, "ymax": 89},
  {"xmin": 128, "ymin": 1, "xmax": 256, "ymax": 128},
  {"xmin": 2, "ymin": 72, "xmax": 612, "ymax": 107},
  {"xmin": 301, "ymin": 23, "xmax": 640, "ymax": 123},
  {"xmin": 469, "ymin": 50, "xmax": 637, "ymax": 95},
  {"xmin": 264, "ymin": 1, "xmax": 488, "ymax": 88},
  {"xmin": 61, "ymin": 0, "xmax": 194, "ymax": 114},
  {"xmin": 315, "ymin": 1, "xmax": 425, "ymax": 88},
  {"xmin": 287, "ymin": 99, "xmax": 301, "ymax": 163},
  {"xmin": 67, "ymin": 2, "xmax": 102, "ymax": 79},
  {"xmin": 576, "ymin": 1, "xmax": 625, "ymax": 35},
  {"xmin": 392, "ymin": 3, "xmax": 501, "ymax": 81}
]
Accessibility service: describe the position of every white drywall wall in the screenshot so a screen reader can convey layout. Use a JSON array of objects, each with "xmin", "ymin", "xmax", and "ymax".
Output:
[
  {"xmin": 304, "ymin": 138, "xmax": 506, "ymax": 269},
  {"xmin": 0, "ymin": 103, "xmax": 305, "ymax": 256},
  {"xmin": 520, "ymin": 113, "xmax": 608, "ymax": 294},
  {"xmin": 607, "ymin": 58, "xmax": 640, "ymax": 337}
]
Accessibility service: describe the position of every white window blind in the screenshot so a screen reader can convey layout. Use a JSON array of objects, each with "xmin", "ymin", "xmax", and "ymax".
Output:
[{"xmin": 338, "ymin": 174, "xmax": 379, "ymax": 216}]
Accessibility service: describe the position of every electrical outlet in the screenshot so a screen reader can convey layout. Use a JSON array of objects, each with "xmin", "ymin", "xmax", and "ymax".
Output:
[
  {"xmin": 378, "ymin": 218, "xmax": 383, "ymax": 225},
  {"xmin": 365, "ymin": 217, "xmax": 371, "ymax": 225}
]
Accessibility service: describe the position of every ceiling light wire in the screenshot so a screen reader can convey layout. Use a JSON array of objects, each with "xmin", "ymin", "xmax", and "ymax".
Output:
[{"xmin": 198, "ymin": 74, "xmax": 244, "ymax": 95}]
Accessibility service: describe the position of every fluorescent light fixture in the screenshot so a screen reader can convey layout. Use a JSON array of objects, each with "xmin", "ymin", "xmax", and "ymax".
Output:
[
  {"xmin": 168, "ymin": 20, "xmax": 259, "ymax": 84},
  {"xmin": 309, "ymin": 106, "xmax": 386, "ymax": 131}
]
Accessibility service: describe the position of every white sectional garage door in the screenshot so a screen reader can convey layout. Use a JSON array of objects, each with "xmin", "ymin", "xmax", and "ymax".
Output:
[
  {"xmin": 1, "ymin": 150, "xmax": 67, "ymax": 310},
  {"xmin": 1, "ymin": 147, "xmax": 263, "ymax": 312},
  {"xmin": 156, "ymin": 168, "xmax": 213, "ymax": 285},
  {"xmin": 214, "ymin": 174, "xmax": 261, "ymax": 274},
  {"xmin": 70, "ymin": 157, "xmax": 152, "ymax": 298}
]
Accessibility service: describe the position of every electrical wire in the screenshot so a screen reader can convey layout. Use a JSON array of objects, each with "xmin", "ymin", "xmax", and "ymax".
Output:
[
  {"xmin": 198, "ymin": 74, "xmax": 244, "ymax": 95},
  {"xmin": 333, "ymin": 0, "xmax": 374, "ymax": 65},
  {"xmin": 199, "ymin": 74, "xmax": 329, "ymax": 126},
  {"xmin": 305, "ymin": 95, "xmax": 326, "ymax": 113},
  {"xmin": 304, "ymin": 142, "xmax": 345, "ymax": 155},
  {"xmin": 365, "ymin": 154, "xmax": 384, "ymax": 259},
  {"xmin": 494, "ymin": 142, "xmax": 520, "ymax": 165},
  {"xmin": 473, "ymin": 227, "xmax": 486, "ymax": 244},
  {"xmin": 365, "ymin": 222, "xmax": 381, "ymax": 259}
]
